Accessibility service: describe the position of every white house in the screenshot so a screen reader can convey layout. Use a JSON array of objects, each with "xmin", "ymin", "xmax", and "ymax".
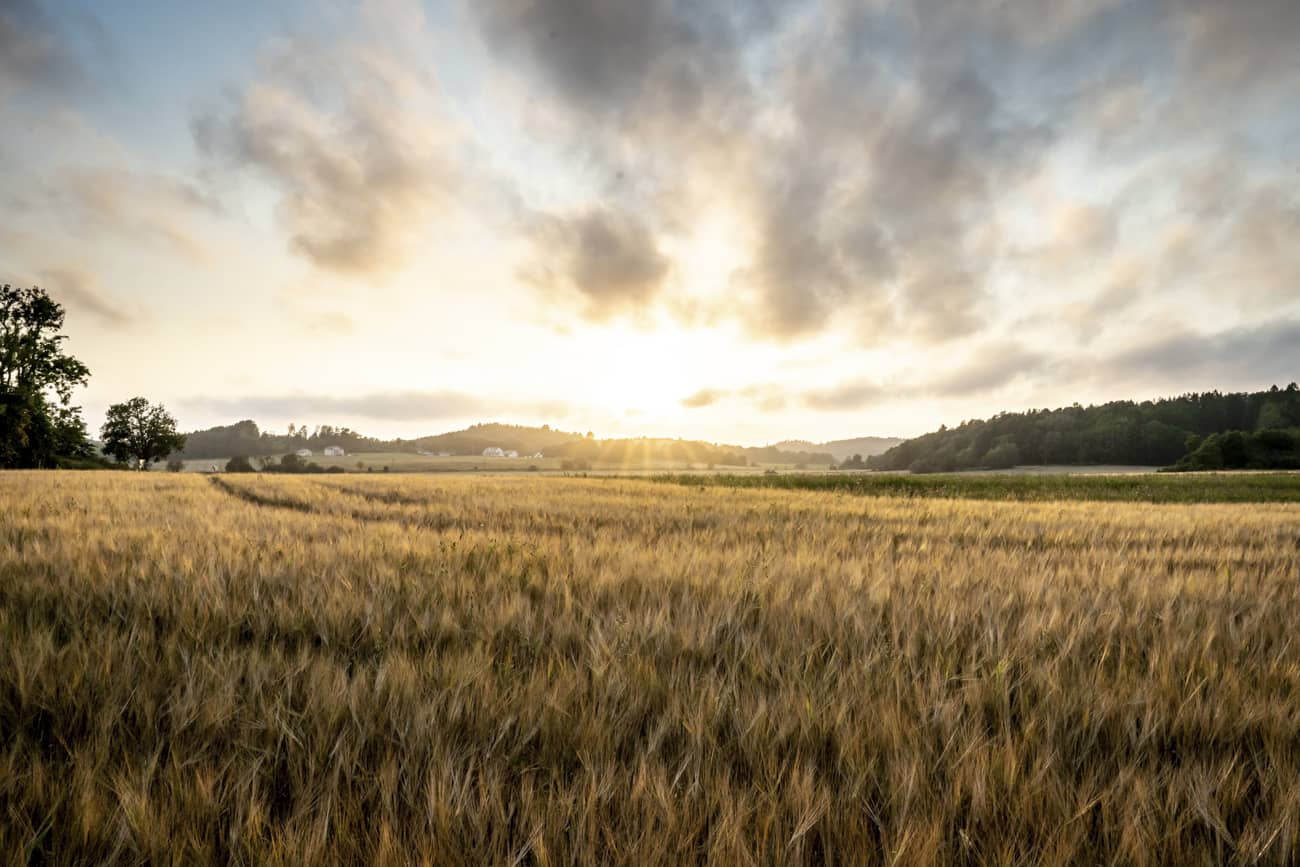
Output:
[
  {"xmin": 505, "ymin": 450, "xmax": 520, "ymax": 458},
  {"xmin": 482, "ymin": 447, "xmax": 506, "ymax": 457},
  {"xmin": 323, "ymin": 446, "xmax": 345, "ymax": 456},
  {"xmin": 295, "ymin": 448, "xmax": 313, "ymax": 457}
]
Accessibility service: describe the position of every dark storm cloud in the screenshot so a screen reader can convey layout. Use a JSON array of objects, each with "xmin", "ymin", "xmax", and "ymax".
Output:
[
  {"xmin": 522, "ymin": 208, "xmax": 671, "ymax": 319},
  {"xmin": 187, "ymin": 391, "xmax": 572, "ymax": 423}
]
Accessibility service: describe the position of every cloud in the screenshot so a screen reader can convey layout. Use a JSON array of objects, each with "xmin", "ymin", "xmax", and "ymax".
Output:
[
  {"xmin": 793, "ymin": 342, "xmax": 1050, "ymax": 410},
  {"xmin": 1172, "ymin": 0, "xmax": 1300, "ymax": 92},
  {"xmin": 0, "ymin": 0, "xmax": 80, "ymax": 96},
  {"xmin": 681, "ymin": 388, "xmax": 724, "ymax": 409},
  {"xmin": 473, "ymin": 0, "xmax": 765, "ymax": 125},
  {"xmin": 1097, "ymin": 321, "xmax": 1300, "ymax": 388},
  {"xmin": 38, "ymin": 266, "xmax": 133, "ymax": 328},
  {"xmin": 927, "ymin": 344, "xmax": 1050, "ymax": 397},
  {"xmin": 184, "ymin": 390, "xmax": 572, "ymax": 424},
  {"xmin": 44, "ymin": 167, "xmax": 218, "ymax": 262},
  {"xmin": 475, "ymin": 0, "xmax": 1057, "ymax": 343},
  {"xmin": 469, "ymin": 0, "xmax": 1299, "ymax": 366},
  {"xmin": 680, "ymin": 384, "xmax": 788, "ymax": 412},
  {"xmin": 522, "ymin": 208, "xmax": 671, "ymax": 319},
  {"xmin": 801, "ymin": 380, "xmax": 888, "ymax": 412},
  {"xmin": 194, "ymin": 0, "xmax": 463, "ymax": 275}
]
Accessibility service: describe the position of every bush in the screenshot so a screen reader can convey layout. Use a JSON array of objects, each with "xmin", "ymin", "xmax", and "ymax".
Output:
[
  {"xmin": 166, "ymin": 457, "xmax": 186, "ymax": 472},
  {"xmin": 225, "ymin": 455, "xmax": 255, "ymax": 473},
  {"xmin": 53, "ymin": 454, "xmax": 115, "ymax": 470}
]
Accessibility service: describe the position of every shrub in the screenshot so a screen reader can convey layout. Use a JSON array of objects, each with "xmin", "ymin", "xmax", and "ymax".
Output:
[{"xmin": 225, "ymin": 455, "xmax": 255, "ymax": 473}]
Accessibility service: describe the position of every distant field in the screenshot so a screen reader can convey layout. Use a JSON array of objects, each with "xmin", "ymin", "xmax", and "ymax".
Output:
[
  {"xmin": 161, "ymin": 451, "xmax": 784, "ymax": 474},
  {"xmin": 654, "ymin": 469, "xmax": 1300, "ymax": 503},
  {"xmin": 3, "ymin": 471, "xmax": 1299, "ymax": 862}
]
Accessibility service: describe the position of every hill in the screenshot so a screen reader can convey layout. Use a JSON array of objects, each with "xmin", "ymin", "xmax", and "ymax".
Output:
[
  {"xmin": 407, "ymin": 423, "xmax": 585, "ymax": 457},
  {"xmin": 869, "ymin": 384, "xmax": 1300, "ymax": 473},
  {"xmin": 774, "ymin": 436, "xmax": 904, "ymax": 461},
  {"xmin": 543, "ymin": 437, "xmax": 834, "ymax": 467},
  {"xmin": 179, "ymin": 421, "xmax": 833, "ymax": 466}
]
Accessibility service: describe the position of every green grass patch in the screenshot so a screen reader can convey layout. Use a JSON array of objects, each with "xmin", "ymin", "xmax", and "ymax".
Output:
[{"xmin": 650, "ymin": 471, "xmax": 1300, "ymax": 503}]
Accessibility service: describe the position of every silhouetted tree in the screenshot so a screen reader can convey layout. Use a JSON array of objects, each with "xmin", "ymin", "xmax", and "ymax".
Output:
[{"xmin": 0, "ymin": 284, "xmax": 93, "ymax": 467}]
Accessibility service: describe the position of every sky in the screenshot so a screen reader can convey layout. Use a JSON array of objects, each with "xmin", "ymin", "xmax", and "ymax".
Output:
[{"xmin": 2, "ymin": 0, "xmax": 1298, "ymax": 444}]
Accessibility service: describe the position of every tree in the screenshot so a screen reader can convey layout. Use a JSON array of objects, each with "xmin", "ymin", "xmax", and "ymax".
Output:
[
  {"xmin": 100, "ymin": 398, "xmax": 187, "ymax": 469},
  {"xmin": 0, "ymin": 284, "xmax": 93, "ymax": 467},
  {"xmin": 1256, "ymin": 402, "xmax": 1289, "ymax": 431},
  {"xmin": 166, "ymin": 456, "xmax": 186, "ymax": 472}
]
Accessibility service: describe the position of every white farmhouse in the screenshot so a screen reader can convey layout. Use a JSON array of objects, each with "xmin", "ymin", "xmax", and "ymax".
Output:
[
  {"xmin": 323, "ymin": 446, "xmax": 345, "ymax": 456},
  {"xmin": 505, "ymin": 450, "xmax": 519, "ymax": 458},
  {"xmin": 482, "ymin": 447, "xmax": 506, "ymax": 457},
  {"xmin": 295, "ymin": 448, "xmax": 313, "ymax": 457}
]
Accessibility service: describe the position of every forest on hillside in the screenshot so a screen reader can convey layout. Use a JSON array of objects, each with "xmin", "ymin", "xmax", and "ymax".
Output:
[
  {"xmin": 177, "ymin": 421, "xmax": 585, "ymax": 460},
  {"xmin": 178, "ymin": 421, "xmax": 834, "ymax": 466},
  {"xmin": 869, "ymin": 385, "xmax": 1300, "ymax": 473}
]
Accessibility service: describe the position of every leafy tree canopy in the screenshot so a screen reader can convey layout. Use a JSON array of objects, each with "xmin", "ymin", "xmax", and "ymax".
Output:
[
  {"xmin": 100, "ymin": 398, "xmax": 187, "ymax": 469},
  {"xmin": 0, "ymin": 284, "xmax": 93, "ymax": 468}
]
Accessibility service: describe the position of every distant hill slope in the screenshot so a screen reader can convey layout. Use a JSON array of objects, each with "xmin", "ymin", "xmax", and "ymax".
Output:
[
  {"xmin": 870, "ymin": 384, "xmax": 1300, "ymax": 473},
  {"xmin": 409, "ymin": 423, "xmax": 585, "ymax": 456},
  {"xmin": 181, "ymin": 420, "xmax": 834, "ymax": 465},
  {"xmin": 774, "ymin": 436, "xmax": 904, "ymax": 461},
  {"xmin": 545, "ymin": 438, "xmax": 835, "ymax": 467}
]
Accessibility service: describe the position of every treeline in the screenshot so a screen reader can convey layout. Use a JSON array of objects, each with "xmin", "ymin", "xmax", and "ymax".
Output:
[
  {"xmin": 1172, "ymin": 428, "xmax": 1300, "ymax": 471},
  {"xmin": 181, "ymin": 420, "xmax": 834, "ymax": 466},
  {"xmin": 181, "ymin": 421, "xmax": 584, "ymax": 459},
  {"xmin": 180, "ymin": 420, "xmax": 384, "ymax": 458},
  {"xmin": 870, "ymin": 385, "xmax": 1300, "ymax": 473}
]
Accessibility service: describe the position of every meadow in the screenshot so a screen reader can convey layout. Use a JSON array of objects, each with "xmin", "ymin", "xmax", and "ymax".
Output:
[
  {"xmin": 657, "ymin": 470, "xmax": 1300, "ymax": 503},
  {"xmin": 3, "ymin": 471, "xmax": 1299, "ymax": 864}
]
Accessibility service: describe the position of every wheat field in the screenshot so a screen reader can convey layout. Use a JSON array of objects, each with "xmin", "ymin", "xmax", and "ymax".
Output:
[{"xmin": 2, "ymin": 471, "xmax": 1299, "ymax": 865}]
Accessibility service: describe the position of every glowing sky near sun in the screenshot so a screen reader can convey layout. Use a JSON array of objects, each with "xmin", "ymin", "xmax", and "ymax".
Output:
[{"xmin": 3, "ymin": 0, "xmax": 1298, "ymax": 443}]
